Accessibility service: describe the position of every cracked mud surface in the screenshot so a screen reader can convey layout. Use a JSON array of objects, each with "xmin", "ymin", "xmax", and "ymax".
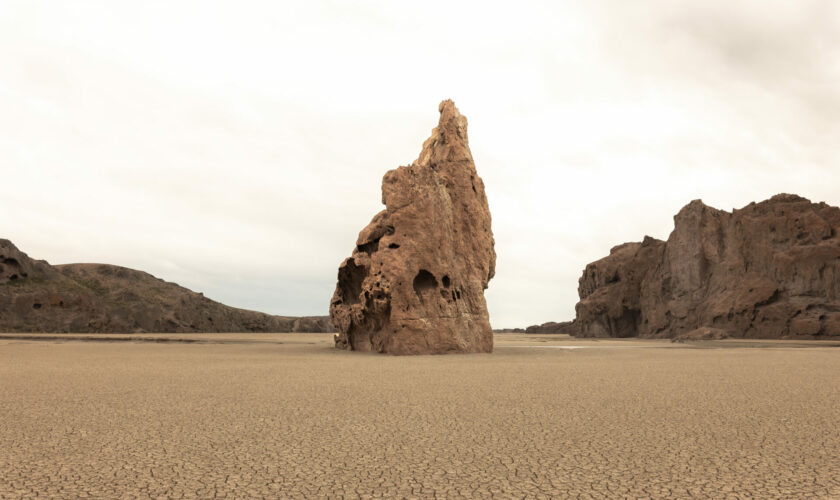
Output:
[{"xmin": 1, "ymin": 334, "xmax": 839, "ymax": 498}]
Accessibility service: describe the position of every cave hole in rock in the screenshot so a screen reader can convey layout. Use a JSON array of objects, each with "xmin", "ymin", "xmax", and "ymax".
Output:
[
  {"xmin": 388, "ymin": 243, "xmax": 400, "ymax": 249},
  {"xmin": 338, "ymin": 258, "xmax": 367, "ymax": 305},
  {"xmin": 33, "ymin": 303, "xmax": 42, "ymax": 310},
  {"xmin": 455, "ymin": 289, "xmax": 461, "ymax": 300},
  {"xmin": 442, "ymin": 275, "xmax": 451, "ymax": 288},
  {"xmin": 357, "ymin": 240, "xmax": 379, "ymax": 254},
  {"xmin": 413, "ymin": 269, "xmax": 438, "ymax": 300},
  {"xmin": 9, "ymin": 274, "xmax": 18, "ymax": 281},
  {"xmin": 3, "ymin": 257, "xmax": 18, "ymax": 266}
]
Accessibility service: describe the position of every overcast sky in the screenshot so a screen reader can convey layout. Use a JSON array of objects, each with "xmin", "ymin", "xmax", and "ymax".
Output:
[{"xmin": 2, "ymin": 1, "xmax": 838, "ymax": 327}]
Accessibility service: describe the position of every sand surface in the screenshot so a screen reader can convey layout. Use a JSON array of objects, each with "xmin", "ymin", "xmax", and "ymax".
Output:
[{"xmin": 1, "ymin": 333, "xmax": 839, "ymax": 498}]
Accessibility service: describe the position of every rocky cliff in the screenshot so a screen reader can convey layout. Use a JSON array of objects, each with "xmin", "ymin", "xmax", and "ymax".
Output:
[
  {"xmin": 574, "ymin": 194, "xmax": 840, "ymax": 339},
  {"xmin": 330, "ymin": 100, "xmax": 496, "ymax": 354},
  {"xmin": 0, "ymin": 239, "xmax": 332, "ymax": 333}
]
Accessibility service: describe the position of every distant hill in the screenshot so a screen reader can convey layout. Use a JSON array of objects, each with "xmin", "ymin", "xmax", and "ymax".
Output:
[
  {"xmin": 0, "ymin": 239, "xmax": 333, "ymax": 333},
  {"xmin": 493, "ymin": 321, "xmax": 577, "ymax": 334}
]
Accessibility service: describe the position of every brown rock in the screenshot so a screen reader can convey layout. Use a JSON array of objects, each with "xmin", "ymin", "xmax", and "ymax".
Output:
[
  {"xmin": 574, "ymin": 194, "xmax": 840, "ymax": 339},
  {"xmin": 0, "ymin": 239, "xmax": 332, "ymax": 333},
  {"xmin": 576, "ymin": 237, "xmax": 666, "ymax": 338},
  {"xmin": 330, "ymin": 100, "xmax": 496, "ymax": 354}
]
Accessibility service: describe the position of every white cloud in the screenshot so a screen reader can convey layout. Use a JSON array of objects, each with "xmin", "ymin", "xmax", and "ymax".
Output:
[{"xmin": 1, "ymin": 1, "xmax": 838, "ymax": 326}]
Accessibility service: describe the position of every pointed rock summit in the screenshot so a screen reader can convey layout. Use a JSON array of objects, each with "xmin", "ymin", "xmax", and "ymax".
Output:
[{"xmin": 330, "ymin": 100, "xmax": 496, "ymax": 354}]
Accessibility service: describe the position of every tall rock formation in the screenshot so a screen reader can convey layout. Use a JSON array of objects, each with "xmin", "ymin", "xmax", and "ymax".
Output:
[
  {"xmin": 574, "ymin": 194, "xmax": 840, "ymax": 339},
  {"xmin": 330, "ymin": 100, "xmax": 496, "ymax": 354}
]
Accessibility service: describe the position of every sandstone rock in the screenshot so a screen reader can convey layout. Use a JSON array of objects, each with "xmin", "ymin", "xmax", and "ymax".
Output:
[
  {"xmin": 576, "ymin": 237, "xmax": 666, "ymax": 338},
  {"xmin": 0, "ymin": 239, "xmax": 333, "ymax": 333},
  {"xmin": 574, "ymin": 194, "xmax": 840, "ymax": 339},
  {"xmin": 0, "ymin": 239, "xmax": 52, "ymax": 284},
  {"xmin": 330, "ymin": 100, "xmax": 496, "ymax": 354}
]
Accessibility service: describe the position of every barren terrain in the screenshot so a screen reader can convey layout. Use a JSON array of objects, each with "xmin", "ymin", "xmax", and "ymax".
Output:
[{"xmin": 1, "ymin": 334, "xmax": 839, "ymax": 498}]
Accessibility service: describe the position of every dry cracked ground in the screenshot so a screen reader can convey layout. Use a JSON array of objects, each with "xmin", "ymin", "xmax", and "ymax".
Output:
[{"xmin": 1, "ymin": 333, "xmax": 839, "ymax": 499}]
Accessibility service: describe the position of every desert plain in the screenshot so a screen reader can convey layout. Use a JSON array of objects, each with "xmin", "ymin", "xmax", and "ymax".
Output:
[{"xmin": 1, "ymin": 333, "xmax": 839, "ymax": 499}]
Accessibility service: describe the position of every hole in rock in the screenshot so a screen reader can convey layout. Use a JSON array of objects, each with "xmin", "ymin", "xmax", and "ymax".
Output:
[
  {"xmin": 0, "ymin": 265, "xmax": 3, "ymax": 273},
  {"xmin": 388, "ymin": 243, "xmax": 400, "ymax": 249},
  {"xmin": 413, "ymin": 270, "xmax": 438, "ymax": 299},
  {"xmin": 338, "ymin": 259, "xmax": 367, "ymax": 305},
  {"xmin": 59, "ymin": 301, "xmax": 64, "ymax": 307},
  {"xmin": 455, "ymin": 289, "xmax": 461, "ymax": 300},
  {"xmin": 2, "ymin": 258, "xmax": 18, "ymax": 266},
  {"xmin": 357, "ymin": 240, "xmax": 379, "ymax": 254},
  {"xmin": 9, "ymin": 274, "xmax": 18, "ymax": 281},
  {"xmin": 442, "ymin": 275, "xmax": 451, "ymax": 288},
  {"xmin": 33, "ymin": 303, "xmax": 42, "ymax": 310}
]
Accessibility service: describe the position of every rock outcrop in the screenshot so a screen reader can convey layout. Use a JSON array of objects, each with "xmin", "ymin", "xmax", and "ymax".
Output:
[
  {"xmin": 574, "ymin": 194, "xmax": 840, "ymax": 339},
  {"xmin": 0, "ymin": 239, "xmax": 333, "ymax": 333},
  {"xmin": 330, "ymin": 100, "xmax": 496, "ymax": 354},
  {"xmin": 576, "ymin": 237, "xmax": 666, "ymax": 338}
]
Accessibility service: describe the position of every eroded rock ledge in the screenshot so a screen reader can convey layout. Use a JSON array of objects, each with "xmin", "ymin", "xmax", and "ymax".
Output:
[
  {"xmin": 574, "ymin": 194, "xmax": 840, "ymax": 339},
  {"xmin": 330, "ymin": 100, "xmax": 496, "ymax": 354}
]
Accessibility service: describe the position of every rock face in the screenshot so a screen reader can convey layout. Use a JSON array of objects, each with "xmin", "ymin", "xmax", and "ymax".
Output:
[
  {"xmin": 576, "ymin": 237, "xmax": 667, "ymax": 338},
  {"xmin": 330, "ymin": 100, "xmax": 496, "ymax": 354},
  {"xmin": 0, "ymin": 239, "xmax": 333, "ymax": 333},
  {"xmin": 574, "ymin": 194, "xmax": 840, "ymax": 339}
]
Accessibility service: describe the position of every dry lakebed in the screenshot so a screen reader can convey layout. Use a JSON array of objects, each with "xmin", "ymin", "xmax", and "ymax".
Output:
[{"xmin": 1, "ymin": 333, "xmax": 839, "ymax": 499}]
